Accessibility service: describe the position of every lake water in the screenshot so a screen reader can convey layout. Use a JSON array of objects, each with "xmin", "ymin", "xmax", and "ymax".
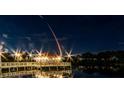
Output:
[
  {"xmin": 1, "ymin": 68, "xmax": 123, "ymax": 78},
  {"xmin": 72, "ymin": 70, "xmax": 108, "ymax": 78}
]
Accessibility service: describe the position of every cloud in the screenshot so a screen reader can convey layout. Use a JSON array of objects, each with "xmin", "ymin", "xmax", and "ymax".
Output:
[
  {"xmin": 2, "ymin": 34, "xmax": 8, "ymax": 38},
  {"xmin": 25, "ymin": 37, "xmax": 31, "ymax": 41},
  {"xmin": 21, "ymin": 33, "xmax": 47, "ymax": 37},
  {"xmin": 38, "ymin": 37, "xmax": 68, "ymax": 43},
  {"xmin": 58, "ymin": 37, "xmax": 68, "ymax": 41},
  {"xmin": 118, "ymin": 42, "xmax": 124, "ymax": 45},
  {"xmin": 28, "ymin": 43, "xmax": 34, "ymax": 49}
]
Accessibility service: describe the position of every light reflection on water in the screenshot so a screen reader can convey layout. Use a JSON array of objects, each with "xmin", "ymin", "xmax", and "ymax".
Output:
[
  {"xmin": 0, "ymin": 70, "xmax": 72, "ymax": 78},
  {"xmin": 1, "ymin": 67, "xmax": 121, "ymax": 78},
  {"xmin": 0, "ymin": 70, "xmax": 111, "ymax": 78},
  {"xmin": 72, "ymin": 70, "xmax": 107, "ymax": 78},
  {"xmin": 34, "ymin": 70, "xmax": 72, "ymax": 78},
  {"xmin": 26, "ymin": 70, "xmax": 106, "ymax": 78},
  {"xmin": 18, "ymin": 71, "xmax": 106, "ymax": 78}
]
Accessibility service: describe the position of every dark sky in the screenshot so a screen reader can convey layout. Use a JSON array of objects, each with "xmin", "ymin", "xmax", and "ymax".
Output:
[{"xmin": 0, "ymin": 15, "xmax": 124, "ymax": 53}]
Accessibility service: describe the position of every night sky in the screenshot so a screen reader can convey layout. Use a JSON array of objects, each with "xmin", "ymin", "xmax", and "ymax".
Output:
[{"xmin": 0, "ymin": 15, "xmax": 124, "ymax": 54}]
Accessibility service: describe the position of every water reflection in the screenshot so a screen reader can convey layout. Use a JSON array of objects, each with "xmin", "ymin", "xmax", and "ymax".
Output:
[
  {"xmin": 0, "ymin": 70, "xmax": 72, "ymax": 78},
  {"xmin": 0, "ymin": 62, "xmax": 72, "ymax": 78},
  {"xmin": 35, "ymin": 70, "xmax": 72, "ymax": 78},
  {"xmin": 73, "ymin": 70, "xmax": 106, "ymax": 78},
  {"xmin": 1, "ymin": 65, "xmax": 123, "ymax": 78}
]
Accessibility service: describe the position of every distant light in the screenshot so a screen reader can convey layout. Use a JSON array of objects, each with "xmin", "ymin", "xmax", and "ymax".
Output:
[
  {"xmin": 29, "ymin": 54, "xmax": 32, "ymax": 57},
  {"xmin": 12, "ymin": 49, "xmax": 22, "ymax": 61},
  {"xmin": 15, "ymin": 52, "xmax": 21, "ymax": 57},
  {"xmin": 34, "ymin": 56, "xmax": 49, "ymax": 62},
  {"xmin": 56, "ymin": 56, "xmax": 62, "ymax": 61},
  {"xmin": 65, "ymin": 49, "xmax": 73, "ymax": 61},
  {"xmin": 36, "ymin": 49, "xmax": 43, "ymax": 57},
  {"xmin": 38, "ymin": 53, "xmax": 42, "ymax": 56},
  {"xmin": 67, "ymin": 54, "xmax": 71, "ymax": 58}
]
